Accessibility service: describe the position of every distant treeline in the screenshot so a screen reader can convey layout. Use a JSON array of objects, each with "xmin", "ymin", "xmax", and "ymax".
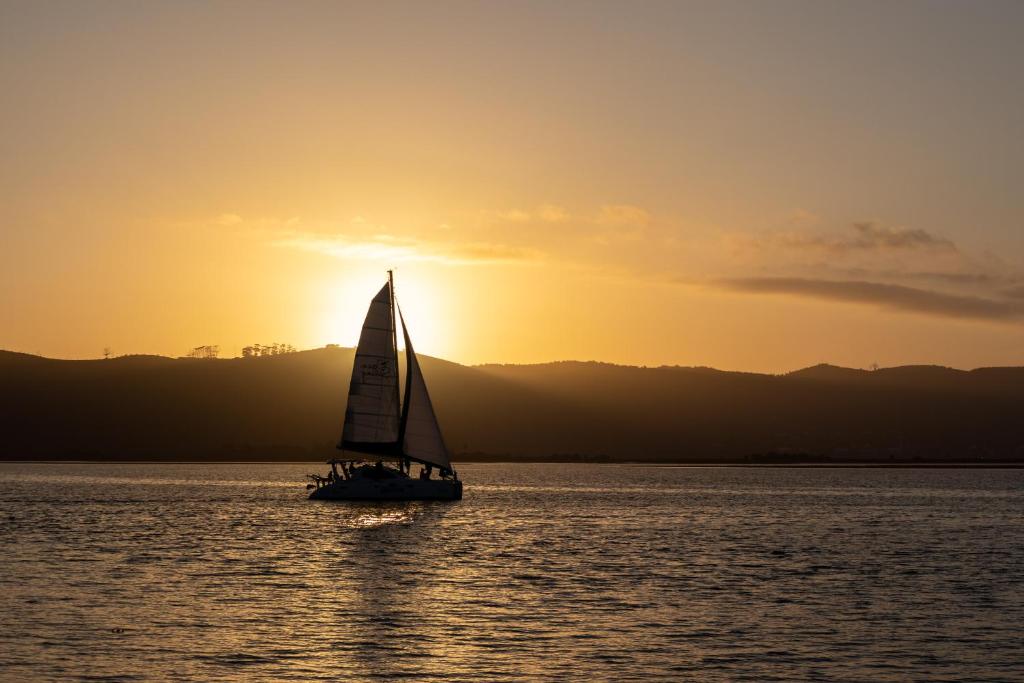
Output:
[
  {"xmin": 241, "ymin": 344, "xmax": 297, "ymax": 358},
  {"xmin": 182, "ymin": 343, "xmax": 299, "ymax": 359},
  {"xmin": 1, "ymin": 348, "xmax": 1023, "ymax": 463}
]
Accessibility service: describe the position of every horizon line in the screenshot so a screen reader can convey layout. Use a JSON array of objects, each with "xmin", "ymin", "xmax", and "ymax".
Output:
[{"xmin": 3, "ymin": 346, "xmax": 1022, "ymax": 376}]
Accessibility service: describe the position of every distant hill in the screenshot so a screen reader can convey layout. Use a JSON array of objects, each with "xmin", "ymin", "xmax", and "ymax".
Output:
[{"xmin": 1, "ymin": 348, "xmax": 1023, "ymax": 462}]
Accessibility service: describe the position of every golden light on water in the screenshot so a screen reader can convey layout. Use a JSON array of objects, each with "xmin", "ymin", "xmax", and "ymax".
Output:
[{"xmin": 349, "ymin": 508, "xmax": 416, "ymax": 529}]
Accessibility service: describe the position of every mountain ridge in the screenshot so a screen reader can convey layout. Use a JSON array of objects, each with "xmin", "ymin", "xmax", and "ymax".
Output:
[
  {"xmin": 5, "ymin": 348, "xmax": 1018, "ymax": 375},
  {"xmin": 2, "ymin": 347, "xmax": 1022, "ymax": 462}
]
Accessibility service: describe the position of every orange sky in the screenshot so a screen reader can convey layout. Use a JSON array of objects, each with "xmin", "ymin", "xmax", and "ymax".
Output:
[{"xmin": 2, "ymin": 1, "xmax": 1023, "ymax": 372}]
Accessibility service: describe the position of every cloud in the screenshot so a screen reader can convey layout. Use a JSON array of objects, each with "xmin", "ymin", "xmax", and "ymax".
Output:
[
  {"xmin": 847, "ymin": 222, "xmax": 956, "ymax": 250},
  {"xmin": 494, "ymin": 204, "xmax": 570, "ymax": 223},
  {"xmin": 718, "ymin": 277, "xmax": 1024, "ymax": 322},
  {"xmin": 213, "ymin": 213, "xmax": 300, "ymax": 230},
  {"xmin": 819, "ymin": 267, "xmax": 1004, "ymax": 287},
  {"xmin": 490, "ymin": 203, "xmax": 651, "ymax": 230},
  {"xmin": 703, "ymin": 215, "xmax": 1024, "ymax": 325},
  {"xmin": 272, "ymin": 232, "xmax": 543, "ymax": 265},
  {"xmin": 216, "ymin": 213, "xmax": 243, "ymax": 226},
  {"xmin": 905, "ymin": 271, "xmax": 998, "ymax": 285},
  {"xmin": 495, "ymin": 209, "xmax": 532, "ymax": 222},
  {"xmin": 478, "ymin": 203, "xmax": 660, "ymax": 254},
  {"xmin": 449, "ymin": 242, "xmax": 545, "ymax": 262},
  {"xmin": 537, "ymin": 204, "xmax": 569, "ymax": 222},
  {"xmin": 597, "ymin": 204, "xmax": 651, "ymax": 227},
  {"xmin": 1003, "ymin": 284, "xmax": 1024, "ymax": 300},
  {"xmin": 760, "ymin": 221, "xmax": 958, "ymax": 254},
  {"xmin": 787, "ymin": 208, "xmax": 820, "ymax": 227}
]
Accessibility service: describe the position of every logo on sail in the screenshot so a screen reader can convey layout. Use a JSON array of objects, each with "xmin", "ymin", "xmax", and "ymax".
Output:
[{"xmin": 360, "ymin": 359, "xmax": 394, "ymax": 378}]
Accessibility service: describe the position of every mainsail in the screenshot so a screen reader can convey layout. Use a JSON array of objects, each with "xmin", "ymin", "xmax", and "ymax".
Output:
[
  {"xmin": 340, "ymin": 281, "xmax": 401, "ymax": 455},
  {"xmin": 399, "ymin": 308, "xmax": 453, "ymax": 471}
]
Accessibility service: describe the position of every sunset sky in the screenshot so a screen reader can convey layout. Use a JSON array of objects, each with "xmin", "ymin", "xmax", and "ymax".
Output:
[{"xmin": 2, "ymin": 1, "xmax": 1023, "ymax": 372}]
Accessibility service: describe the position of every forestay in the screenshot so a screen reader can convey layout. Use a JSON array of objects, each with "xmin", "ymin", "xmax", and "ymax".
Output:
[
  {"xmin": 340, "ymin": 282, "xmax": 401, "ymax": 454},
  {"xmin": 399, "ymin": 309, "xmax": 452, "ymax": 471}
]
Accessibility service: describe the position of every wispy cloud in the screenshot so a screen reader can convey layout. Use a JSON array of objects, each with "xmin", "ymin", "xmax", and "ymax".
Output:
[
  {"xmin": 495, "ymin": 209, "xmax": 533, "ymax": 223},
  {"xmin": 232, "ymin": 207, "xmax": 1023, "ymax": 327},
  {"xmin": 215, "ymin": 212, "xmax": 546, "ymax": 266},
  {"xmin": 489, "ymin": 203, "xmax": 651, "ymax": 231},
  {"xmin": 700, "ymin": 217, "xmax": 1024, "ymax": 324},
  {"xmin": 814, "ymin": 267, "xmax": 1011, "ymax": 288},
  {"xmin": 493, "ymin": 204, "xmax": 570, "ymax": 224},
  {"xmin": 477, "ymin": 202, "xmax": 664, "ymax": 256},
  {"xmin": 718, "ymin": 277, "xmax": 1024, "ymax": 322},
  {"xmin": 786, "ymin": 208, "xmax": 821, "ymax": 228},
  {"xmin": 273, "ymin": 232, "xmax": 543, "ymax": 265},
  {"xmin": 840, "ymin": 222, "xmax": 956, "ymax": 251},
  {"xmin": 597, "ymin": 204, "xmax": 651, "ymax": 227},
  {"xmin": 213, "ymin": 213, "xmax": 300, "ymax": 230},
  {"xmin": 537, "ymin": 204, "xmax": 570, "ymax": 223},
  {"xmin": 756, "ymin": 221, "xmax": 958, "ymax": 254},
  {"xmin": 1002, "ymin": 284, "xmax": 1024, "ymax": 300},
  {"xmin": 216, "ymin": 213, "xmax": 244, "ymax": 226}
]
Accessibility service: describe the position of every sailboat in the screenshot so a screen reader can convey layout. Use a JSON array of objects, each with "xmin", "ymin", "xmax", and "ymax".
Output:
[{"xmin": 307, "ymin": 271, "xmax": 463, "ymax": 501}]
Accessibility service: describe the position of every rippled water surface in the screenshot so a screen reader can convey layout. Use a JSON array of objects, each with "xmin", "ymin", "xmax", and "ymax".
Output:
[{"xmin": 1, "ymin": 463, "xmax": 1022, "ymax": 681}]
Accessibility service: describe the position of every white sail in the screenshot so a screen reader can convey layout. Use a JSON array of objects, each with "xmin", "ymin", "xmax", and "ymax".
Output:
[
  {"xmin": 340, "ymin": 282, "xmax": 401, "ymax": 454},
  {"xmin": 399, "ymin": 309, "xmax": 452, "ymax": 471}
]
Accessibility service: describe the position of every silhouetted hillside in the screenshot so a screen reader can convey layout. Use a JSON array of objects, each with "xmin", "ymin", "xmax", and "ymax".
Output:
[{"xmin": 2, "ymin": 348, "xmax": 1023, "ymax": 462}]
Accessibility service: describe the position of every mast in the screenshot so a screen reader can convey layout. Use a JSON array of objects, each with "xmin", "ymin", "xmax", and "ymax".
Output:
[
  {"xmin": 388, "ymin": 269, "xmax": 401, "ymax": 427},
  {"xmin": 398, "ymin": 282, "xmax": 413, "ymax": 445}
]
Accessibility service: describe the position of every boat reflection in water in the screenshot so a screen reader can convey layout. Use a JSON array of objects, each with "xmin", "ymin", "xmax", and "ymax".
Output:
[{"xmin": 308, "ymin": 271, "xmax": 462, "ymax": 501}]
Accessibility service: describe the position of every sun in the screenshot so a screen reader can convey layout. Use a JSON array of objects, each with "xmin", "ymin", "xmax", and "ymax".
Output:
[
  {"xmin": 392, "ymin": 271, "xmax": 449, "ymax": 355},
  {"xmin": 318, "ymin": 265, "xmax": 452, "ymax": 360}
]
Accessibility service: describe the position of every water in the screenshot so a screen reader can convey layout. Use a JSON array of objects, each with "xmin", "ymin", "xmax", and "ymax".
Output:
[{"xmin": 0, "ymin": 463, "xmax": 1021, "ymax": 681}]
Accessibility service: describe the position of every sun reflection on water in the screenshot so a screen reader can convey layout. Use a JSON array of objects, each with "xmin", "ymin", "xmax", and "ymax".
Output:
[{"xmin": 348, "ymin": 507, "xmax": 415, "ymax": 529}]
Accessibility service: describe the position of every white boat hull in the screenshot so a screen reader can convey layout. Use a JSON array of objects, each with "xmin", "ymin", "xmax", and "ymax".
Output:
[{"xmin": 308, "ymin": 477, "xmax": 462, "ymax": 501}]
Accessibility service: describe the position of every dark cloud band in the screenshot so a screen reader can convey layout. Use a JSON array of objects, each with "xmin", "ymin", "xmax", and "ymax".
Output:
[{"xmin": 719, "ymin": 277, "xmax": 1024, "ymax": 322}]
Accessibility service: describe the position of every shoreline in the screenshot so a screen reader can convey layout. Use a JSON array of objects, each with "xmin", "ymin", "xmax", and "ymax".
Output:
[{"xmin": 1, "ymin": 459, "xmax": 1022, "ymax": 469}]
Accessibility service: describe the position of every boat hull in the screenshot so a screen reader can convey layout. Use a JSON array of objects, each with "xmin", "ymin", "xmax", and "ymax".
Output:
[{"xmin": 308, "ymin": 477, "xmax": 462, "ymax": 501}]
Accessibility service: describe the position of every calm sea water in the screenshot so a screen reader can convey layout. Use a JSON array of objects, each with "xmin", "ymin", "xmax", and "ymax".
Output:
[{"xmin": 0, "ymin": 463, "xmax": 1021, "ymax": 682}]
